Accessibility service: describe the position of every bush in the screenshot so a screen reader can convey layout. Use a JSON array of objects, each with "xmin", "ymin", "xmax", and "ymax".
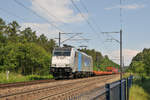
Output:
[
  {"xmin": 0, "ymin": 72, "xmax": 28, "ymax": 83},
  {"xmin": 0, "ymin": 72, "xmax": 53, "ymax": 83},
  {"xmin": 27, "ymin": 74, "xmax": 53, "ymax": 80},
  {"xmin": 129, "ymin": 85, "xmax": 150, "ymax": 100}
]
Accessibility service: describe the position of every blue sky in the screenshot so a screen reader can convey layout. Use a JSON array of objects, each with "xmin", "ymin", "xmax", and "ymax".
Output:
[{"xmin": 0, "ymin": 0, "xmax": 150, "ymax": 65}]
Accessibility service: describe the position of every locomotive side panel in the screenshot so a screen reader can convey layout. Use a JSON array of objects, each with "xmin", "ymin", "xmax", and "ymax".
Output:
[
  {"xmin": 78, "ymin": 52, "xmax": 82, "ymax": 71},
  {"xmin": 81, "ymin": 53, "xmax": 93, "ymax": 72},
  {"xmin": 73, "ymin": 51, "xmax": 78, "ymax": 72}
]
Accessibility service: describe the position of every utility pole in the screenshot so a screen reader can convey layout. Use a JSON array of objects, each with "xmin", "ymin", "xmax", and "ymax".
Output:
[
  {"xmin": 102, "ymin": 29, "xmax": 123, "ymax": 80},
  {"xmin": 59, "ymin": 32, "xmax": 61, "ymax": 47},
  {"xmin": 120, "ymin": 29, "xmax": 123, "ymax": 79}
]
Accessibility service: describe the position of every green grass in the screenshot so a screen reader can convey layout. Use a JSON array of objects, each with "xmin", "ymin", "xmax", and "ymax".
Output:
[
  {"xmin": 123, "ymin": 73, "xmax": 132, "ymax": 78},
  {"xmin": 0, "ymin": 72, "xmax": 53, "ymax": 84},
  {"xmin": 129, "ymin": 85, "xmax": 150, "ymax": 100},
  {"xmin": 129, "ymin": 77, "xmax": 150, "ymax": 100},
  {"xmin": 27, "ymin": 74, "xmax": 53, "ymax": 80}
]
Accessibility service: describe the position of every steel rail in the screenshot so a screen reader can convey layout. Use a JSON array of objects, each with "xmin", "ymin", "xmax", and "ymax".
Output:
[{"xmin": 0, "ymin": 76, "xmax": 111, "ymax": 99}]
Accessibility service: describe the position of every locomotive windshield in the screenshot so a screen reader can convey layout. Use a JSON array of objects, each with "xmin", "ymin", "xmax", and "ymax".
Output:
[
  {"xmin": 53, "ymin": 48, "xmax": 71, "ymax": 56},
  {"xmin": 54, "ymin": 51, "xmax": 70, "ymax": 56}
]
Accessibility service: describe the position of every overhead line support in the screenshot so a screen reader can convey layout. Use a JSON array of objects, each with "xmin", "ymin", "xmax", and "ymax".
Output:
[
  {"xmin": 56, "ymin": 32, "xmax": 89, "ymax": 47},
  {"xmin": 102, "ymin": 29, "xmax": 123, "ymax": 80}
]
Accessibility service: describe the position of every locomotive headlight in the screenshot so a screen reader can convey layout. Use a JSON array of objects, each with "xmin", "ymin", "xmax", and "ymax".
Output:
[
  {"xmin": 65, "ymin": 64, "xmax": 70, "ymax": 67},
  {"xmin": 52, "ymin": 64, "xmax": 56, "ymax": 67}
]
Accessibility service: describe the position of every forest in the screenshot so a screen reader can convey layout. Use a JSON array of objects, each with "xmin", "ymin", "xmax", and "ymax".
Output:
[
  {"xmin": 129, "ymin": 48, "xmax": 150, "ymax": 77},
  {"xmin": 0, "ymin": 18, "xmax": 119, "ymax": 76}
]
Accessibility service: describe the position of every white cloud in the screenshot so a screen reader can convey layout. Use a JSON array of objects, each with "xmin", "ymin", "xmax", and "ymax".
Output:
[
  {"xmin": 30, "ymin": 0, "xmax": 87, "ymax": 24},
  {"xmin": 20, "ymin": 0, "xmax": 88, "ymax": 43},
  {"xmin": 106, "ymin": 49, "xmax": 140, "ymax": 66},
  {"xmin": 105, "ymin": 4, "xmax": 145, "ymax": 10},
  {"xmin": 21, "ymin": 23, "xmax": 59, "ymax": 39},
  {"xmin": 21, "ymin": 22, "xmax": 77, "ymax": 44}
]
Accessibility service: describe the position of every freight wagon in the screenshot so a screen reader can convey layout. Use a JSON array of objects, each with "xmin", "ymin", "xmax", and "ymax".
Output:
[{"xmin": 93, "ymin": 67, "xmax": 119, "ymax": 76}]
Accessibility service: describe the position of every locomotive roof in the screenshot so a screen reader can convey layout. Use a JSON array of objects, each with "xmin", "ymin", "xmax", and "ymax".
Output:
[
  {"xmin": 73, "ymin": 48, "xmax": 92, "ymax": 58},
  {"xmin": 54, "ymin": 47, "xmax": 92, "ymax": 58}
]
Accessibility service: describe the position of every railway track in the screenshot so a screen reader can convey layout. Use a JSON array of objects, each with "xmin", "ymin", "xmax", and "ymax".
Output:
[
  {"xmin": 0, "ymin": 79, "xmax": 56, "ymax": 89},
  {"xmin": 0, "ymin": 75, "xmax": 119, "ymax": 100},
  {"xmin": 37, "ymin": 77, "xmax": 110, "ymax": 100},
  {"xmin": 37, "ymin": 75, "xmax": 118, "ymax": 100}
]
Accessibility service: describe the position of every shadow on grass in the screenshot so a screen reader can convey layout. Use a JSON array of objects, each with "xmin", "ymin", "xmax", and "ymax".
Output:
[{"xmin": 133, "ymin": 78, "xmax": 150, "ymax": 99}]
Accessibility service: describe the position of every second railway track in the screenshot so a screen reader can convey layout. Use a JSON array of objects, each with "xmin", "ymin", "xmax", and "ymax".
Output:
[
  {"xmin": 0, "ymin": 79, "xmax": 56, "ymax": 89},
  {"xmin": 0, "ymin": 75, "xmax": 119, "ymax": 100}
]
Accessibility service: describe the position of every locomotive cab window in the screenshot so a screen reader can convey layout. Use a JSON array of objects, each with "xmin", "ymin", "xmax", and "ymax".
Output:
[
  {"xmin": 53, "ymin": 48, "xmax": 71, "ymax": 56},
  {"xmin": 54, "ymin": 51, "xmax": 71, "ymax": 56}
]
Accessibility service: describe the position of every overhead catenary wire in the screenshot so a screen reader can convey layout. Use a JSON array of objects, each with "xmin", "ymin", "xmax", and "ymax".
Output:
[
  {"xmin": 70, "ymin": 0, "xmax": 111, "ymax": 51},
  {"xmin": 0, "ymin": 7, "xmax": 26, "ymax": 21},
  {"xmin": 13, "ymin": 0, "xmax": 64, "ymax": 32},
  {"xmin": 5, "ymin": 0, "xmax": 117, "ymax": 53},
  {"xmin": 0, "ymin": 6, "xmax": 76, "ymax": 47},
  {"xmin": 77, "ymin": 0, "xmax": 118, "ymax": 53},
  {"xmin": 70, "ymin": 0, "xmax": 99, "ymax": 35},
  {"xmin": 27, "ymin": 0, "xmax": 90, "ymax": 45},
  {"xmin": 31, "ymin": 0, "xmax": 67, "ymax": 26},
  {"xmin": 79, "ymin": 0, "xmax": 114, "ymax": 48},
  {"xmin": 79, "ymin": 0, "xmax": 103, "ymax": 33},
  {"xmin": 80, "ymin": 0, "xmax": 114, "ymax": 43},
  {"xmin": 79, "ymin": 0, "xmax": 115, "ymax": 42},
  {"xmin": 0, "ymin": 7, "xmax": 86, "ymax": 45},
  {"xmin": 77, "ymin": 0, "xmax": 115, "ymax": 43},
  {"xmin": 71, "ymin": 0, "xmax": 116, "ymax": 54},
  {"xmin": 0, "ymin": 6, "xmax": 61, "ymax": 41}
]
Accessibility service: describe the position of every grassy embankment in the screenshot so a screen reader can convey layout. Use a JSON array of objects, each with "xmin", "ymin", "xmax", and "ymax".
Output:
[
  {"xmin": 129, "ymin": 76, "xmax": 150, "ymax": 100},
  {"xmin": 0, "ymin": 72, "xmax": 53, "ymax": 84},
  {"xmin": 122, "ymin": 73, "xmax": 150, "ymax": 100}
]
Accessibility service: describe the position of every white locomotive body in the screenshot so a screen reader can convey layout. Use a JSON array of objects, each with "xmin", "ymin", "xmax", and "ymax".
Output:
[{"xmin": 50, "ymin": 47, "xmax": 93, "ymax": 79}]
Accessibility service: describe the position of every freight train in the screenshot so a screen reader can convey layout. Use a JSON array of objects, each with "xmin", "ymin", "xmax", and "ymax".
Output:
[{"xmin": 50, "ymin": 47, "xmax": 118, "ymax": 79}]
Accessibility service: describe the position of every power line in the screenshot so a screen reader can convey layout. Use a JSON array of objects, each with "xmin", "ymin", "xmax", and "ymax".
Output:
[
  {"xmin": 77, "ymin": 0, "xmax": 118, "ymax": 53},
  {"xmin": 32, "ymin": 0, "xmax": 92, "ymax": 45},
  {"xmin": 79, "ymin": 0, "xmax": 103, "ymax": 33},
  {"xmin": 13, "ymin": 0, "xmax": 64, "ymax": 32},
  {"xmin": 79, "ymin": 0, "xmax": 89, "ymax": 13},
  {"xmin": 0, "ymin": 7, "xmax": 25, "ymax": 21},
  {"xmin": 79, "ymin": 0, "xmax": 115, "ymax": 43},
  {"xmin": 0, "ymin": 6, "xmax": 61, "ymax": 40},
  {"xmin": 32, "ymin": 0, "xmax": 67, "ymax": 25},
  {"xmin": 74, "ymin": 0, "xmax": 115, "ymax": 43},
  {"xmin": 70, "ymin": 0, "xmax": 110, "ymax": 50},
  {"xmin": 70, "ymin": 0, "xmax": 98, "ymax": 34}
]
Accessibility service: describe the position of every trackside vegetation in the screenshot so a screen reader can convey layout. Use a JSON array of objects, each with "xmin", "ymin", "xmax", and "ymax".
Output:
[
  {"xmin": 0, "ymin": 72, "xmax": 53, "ymax": 83},
  {"xmin": 129, "ymin": 77, "xmax": 150, "ymax": 100},
  {"xmin": 127, "ymin": 48, "xmax": 150, "ymax": 100},
  {"xmin": 0, "ymin": 18, "xmax": 118, "ymax": 83}
]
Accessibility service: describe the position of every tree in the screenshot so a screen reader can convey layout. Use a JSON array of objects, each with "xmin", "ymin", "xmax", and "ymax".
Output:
[
  {"xmin": 0, "ymin": 18, "xmax": 53, "ymax": 75},
  {"xmin": 20, "ymin": 27, "xmax": 37, "ymax": 43},
  {"xmin": 0, "ymin": 42, "xmax": 51, "ymax": 75},
  {"xmin": 5, "ymin": 21, "xmax": 20, "ymax": 42},
  {"xmin": 47, "ymin": 39, "xmax": 56, "ymax": 53},
  {"xmin": 129, "ymin": 48, "xmax": 150, "ymax": 76}
]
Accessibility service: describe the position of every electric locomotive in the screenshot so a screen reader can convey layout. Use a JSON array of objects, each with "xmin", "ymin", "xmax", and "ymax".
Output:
[{"xmin": 50, "ymin": 47, "xmax": 93, "ymax": 79}]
